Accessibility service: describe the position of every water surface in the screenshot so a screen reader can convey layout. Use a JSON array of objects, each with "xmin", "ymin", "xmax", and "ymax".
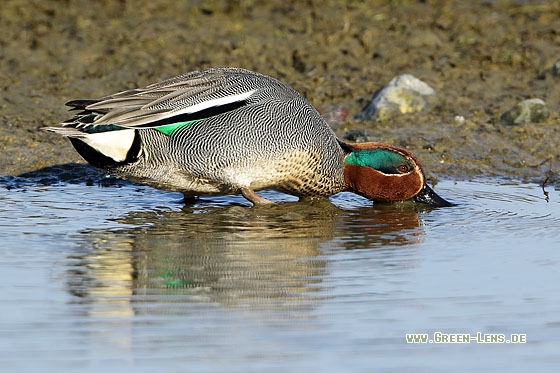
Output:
[{"xmin": 1, "ymin": 165, "xmax": 559, "ymax": 372}]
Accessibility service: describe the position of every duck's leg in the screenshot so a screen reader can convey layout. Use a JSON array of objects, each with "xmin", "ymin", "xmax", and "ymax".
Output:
[
  {"xmin": 241, "ymin": 188, "xmax": 274, "ymax": 205},
  {"xmin": 298, "ymin": 196, "xmax": 315, "ymax": 203}
]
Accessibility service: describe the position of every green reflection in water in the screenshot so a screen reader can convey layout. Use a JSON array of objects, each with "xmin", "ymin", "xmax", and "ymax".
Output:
[{"xmin": 66, "ymin": 198, "xmax": 425, "ymax": 317}]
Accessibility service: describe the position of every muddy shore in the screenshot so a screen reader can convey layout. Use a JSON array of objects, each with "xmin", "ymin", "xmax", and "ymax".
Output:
[{"xmin": 1, "ymin": 0, "xmax": 559, "ymax": 186}]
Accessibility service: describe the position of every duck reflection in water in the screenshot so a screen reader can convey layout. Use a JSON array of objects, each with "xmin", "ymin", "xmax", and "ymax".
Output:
[{"xmin": 67, "ymin": 196, "xmax": 426, "ymax": 316}]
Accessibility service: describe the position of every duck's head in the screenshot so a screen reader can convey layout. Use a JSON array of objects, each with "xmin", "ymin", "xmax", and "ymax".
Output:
[{"xmin": 342, "ymin": 142, "xmax": 454, "ymax": 207}]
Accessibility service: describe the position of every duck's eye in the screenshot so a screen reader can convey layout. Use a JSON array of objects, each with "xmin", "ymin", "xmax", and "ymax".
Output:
[{"xmin": 397, "ymin": 164, "xmax": 411, "ymax": 173}]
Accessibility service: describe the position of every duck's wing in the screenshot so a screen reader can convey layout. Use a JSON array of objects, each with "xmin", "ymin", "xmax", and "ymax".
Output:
[{"xmin": 59, "ymin": 67, "xmax": 301, "ymax": 129}]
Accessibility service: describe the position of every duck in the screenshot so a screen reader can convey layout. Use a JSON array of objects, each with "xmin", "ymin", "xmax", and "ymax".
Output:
[{"xmin": 44, "ymin": 67, "xmax": 452, "ymax": 207}]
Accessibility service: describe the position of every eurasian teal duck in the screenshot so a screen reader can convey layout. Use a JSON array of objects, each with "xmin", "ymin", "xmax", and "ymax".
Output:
[{"xmin": 44, "ymin": 67, "xmax": 452, "ymax": 207}]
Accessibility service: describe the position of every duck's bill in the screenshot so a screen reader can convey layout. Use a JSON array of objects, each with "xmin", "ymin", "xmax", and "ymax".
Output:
[{"xmin": 412, "ymin": 184, "xmax": 455, "ymax": 207}]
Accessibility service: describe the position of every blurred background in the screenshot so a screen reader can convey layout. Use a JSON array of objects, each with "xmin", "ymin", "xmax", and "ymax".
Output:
[{"xmin": 1, "ymin": 0, "xmax": 559, "ymax": 183}]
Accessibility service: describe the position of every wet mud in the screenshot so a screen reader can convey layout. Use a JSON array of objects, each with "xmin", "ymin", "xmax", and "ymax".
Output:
[{"xmin": 1, "ymin": 0, "xmax": 559, "ymax": 185}]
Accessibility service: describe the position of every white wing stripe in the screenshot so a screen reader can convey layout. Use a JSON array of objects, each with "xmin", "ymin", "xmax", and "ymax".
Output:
[{"xmin": 167, "ymin": 89, "xmax": 257, "ymax": 115}]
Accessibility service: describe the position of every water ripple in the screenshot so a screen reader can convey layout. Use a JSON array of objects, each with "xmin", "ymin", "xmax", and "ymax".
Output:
[{"xmin": 424, "ymin": 180, "xmax": 559, "ymax": 241}]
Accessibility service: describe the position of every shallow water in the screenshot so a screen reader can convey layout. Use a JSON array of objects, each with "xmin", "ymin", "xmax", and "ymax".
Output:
[{"xmin": 1, "ymin": 165, "xmax": 559, "ymax": 372}]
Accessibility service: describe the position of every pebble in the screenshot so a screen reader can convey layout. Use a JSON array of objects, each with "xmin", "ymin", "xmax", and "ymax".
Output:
[
  {"xmin": 354, "ymin": 74, "xmax": 438, "ymax": 121},
  {"xmin": 552, "ymin": 60, "xmax": 560, "ymax": 77},
  {"xmin": 454, "ymin": 115, "xmax": 466, "ymax": 125},
  {"xmin": 343, "ymin": 129, "xmax": 375, "ymax": 143},
  {"xmin": 499, "ymin": 98, "xmax": 550, "ymax": 126},
  {"xmin": 317, "ymin": 104, "xmax": 349, "ymax": 127}
]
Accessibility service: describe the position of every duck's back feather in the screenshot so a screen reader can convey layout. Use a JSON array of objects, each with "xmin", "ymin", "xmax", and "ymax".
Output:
[{"xmin": 61, "ymin": 67, "xmax": 302, "ymax": 129}]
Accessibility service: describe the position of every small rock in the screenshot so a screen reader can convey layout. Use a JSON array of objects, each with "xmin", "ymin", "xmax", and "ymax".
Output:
[
  {"xmin": 499, "ymin": 98, "xmax": 550, "ymax": 126},
  {"xmin": 354, "ymin": 74, "xmax": 437, "ymax": 121},
  {"xmin": 552, "ymin": 60, "xmax": 560, "ymax": 77},
  {"xmin": 317, "ymin": 104, "xmax": 349, "ymax": 127},
  {"xmin": 454, "ymin": 115, "xmax": 466, "ymax": 125},
  {"xmin": 343, "ymin": 129, "xmax": 375, "ymax": 143}
]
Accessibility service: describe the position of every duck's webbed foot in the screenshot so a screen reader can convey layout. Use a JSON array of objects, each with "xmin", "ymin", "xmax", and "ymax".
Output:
[{"xmin": 241, "ymin": 188, "xmax": 274, "ymax": 205}]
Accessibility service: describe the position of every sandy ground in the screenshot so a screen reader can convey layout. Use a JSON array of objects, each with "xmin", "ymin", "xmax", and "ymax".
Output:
[{"xmin": 1, "ymin": 0, "xmax": 559, "ymax": 186}]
